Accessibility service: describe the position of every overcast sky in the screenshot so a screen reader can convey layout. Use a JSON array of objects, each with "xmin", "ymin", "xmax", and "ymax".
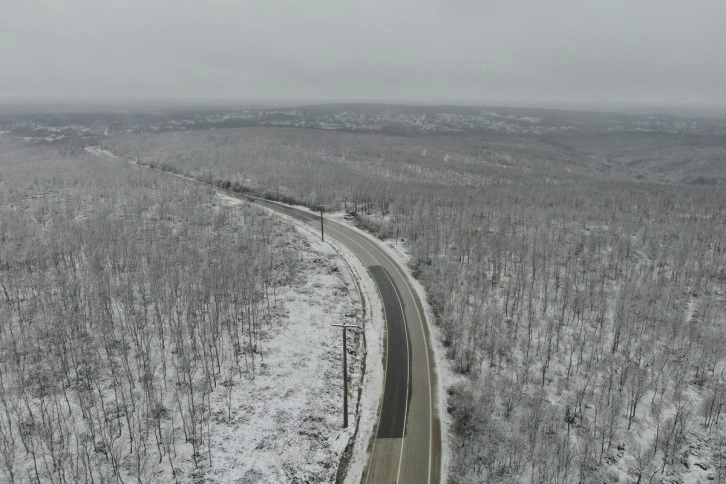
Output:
[{"xmin": 2, "ymin": 0, "xmax": 725, "ymax": 109}]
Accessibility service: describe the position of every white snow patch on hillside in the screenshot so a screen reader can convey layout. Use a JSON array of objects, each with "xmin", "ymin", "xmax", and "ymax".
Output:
[
  {"xmin": 86, "ymin": 146, "xmax": 119, "ymax": 160},
  {"xmin": 217, "ymin": 192, "xmax": 243, "ymax": 207}
]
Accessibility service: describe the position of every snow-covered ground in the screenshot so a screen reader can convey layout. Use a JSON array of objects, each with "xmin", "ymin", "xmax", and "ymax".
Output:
[
  {"xmin": 192, "ymin": 193, "xmax": 373, "ymax": 483},
  {"xmin": 87, "ymin": 146, "xmax": 119, "ymax": 159},
  {"xmin": 180, "ymin": 246, "xmax": 354, "ymax": 481},
  {"xmin": 238, "ymin": 195, "xmax": 387, "ymax": 484},
  {"xmin": 277, "ymin": 206, "xmax": 453, "ymax": 482}
]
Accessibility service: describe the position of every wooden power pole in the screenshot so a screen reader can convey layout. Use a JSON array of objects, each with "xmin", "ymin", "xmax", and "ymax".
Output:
[
  {"xmin": 320, "ymin": 207, "xmax": 324, "ymax": 241},
  {"xmin": 332, "ymin": 323, "xmax": 360, "ymax": 428}
]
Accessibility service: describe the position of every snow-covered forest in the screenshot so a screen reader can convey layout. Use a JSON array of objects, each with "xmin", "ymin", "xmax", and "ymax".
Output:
[
  {"xmin": 0, "ymin": 138, "xmax": 360, "ymax": 482},
  {"xmin": 104, "ymin": 126, "xmax": 726, "ymax": 482}
]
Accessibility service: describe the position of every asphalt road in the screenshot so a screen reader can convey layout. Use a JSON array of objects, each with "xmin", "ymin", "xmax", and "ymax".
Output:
[
  {"xmin": 247, "ymin": 198, "xmax": 441, "ymax": 484},
  {"xmin": 368, "ymin": 265, "xmax": 410, "ymax": 440},
  {"xmin": 87, "ymin": 147, "xmax": 440, "ymax": 483}
]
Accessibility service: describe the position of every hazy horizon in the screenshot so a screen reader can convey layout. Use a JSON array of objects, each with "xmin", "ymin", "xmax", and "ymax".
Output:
[
  {"xmin": 3, "ymin": 0, "xmax": 726, "ymax": 113},
  {"xmin": 1, "ymin": 97, "xmax": 725, "ymax": 120}
]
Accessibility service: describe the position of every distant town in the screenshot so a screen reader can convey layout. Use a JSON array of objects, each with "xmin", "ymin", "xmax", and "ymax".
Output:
[{"xmin": 2, "ymin": 103, "xmax": 725, "ymax": 144}]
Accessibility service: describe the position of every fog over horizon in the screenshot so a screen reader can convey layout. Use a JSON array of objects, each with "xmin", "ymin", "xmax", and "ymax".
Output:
[{"xmin": 2, "ymin": 0, "xmax": 726, "ymax": 112}]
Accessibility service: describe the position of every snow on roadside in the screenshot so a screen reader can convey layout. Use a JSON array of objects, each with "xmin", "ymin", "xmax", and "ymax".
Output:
[
  {"xmin": 185, "ymin": 193, "xmax": 363, "ymax": 482},
  {"xmin": 328, "ymin": 211, "xmax": 455, "ymax": 483},
  {"xmin": 245, "ymin": 198, "xmax": 385, "ymax": 484},
  {"xmin": 274, "ymin": 206, "xmax": 453, "ymax": 482},
  {"xmin": 365, "ymin": 228, "xmax": 455, "ymax": 483},
  {"xmin": 378, "ymin": 239, "xmax": 456, "ymax": 483}
]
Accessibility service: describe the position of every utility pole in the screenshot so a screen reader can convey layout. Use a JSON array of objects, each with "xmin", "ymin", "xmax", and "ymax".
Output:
[
  {"xmin": 320, "ymin": 207, "xmax": 324, "ymax": 241},
  {"xmin": 332, "ymin": 323, "xmax": 360, "ymax": 428}
]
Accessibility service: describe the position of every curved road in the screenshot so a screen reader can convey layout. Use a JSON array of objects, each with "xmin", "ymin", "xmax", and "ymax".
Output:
[
  {"xmin": 87, "ymin": 147, "xmax": 441, "ymax": 483},
  {"xmin": 249, "ymin": 198, "xmax": 441, "ymax": 484}
]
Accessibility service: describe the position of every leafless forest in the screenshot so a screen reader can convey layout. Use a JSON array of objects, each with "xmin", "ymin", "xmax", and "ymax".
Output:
[
  {"xmin": 0, "ymin": 137, "xmax": 359, "ymax": 482},
  {"xmin": 101, "ymin": 124, "xmax": 726, "ymax": 482}
]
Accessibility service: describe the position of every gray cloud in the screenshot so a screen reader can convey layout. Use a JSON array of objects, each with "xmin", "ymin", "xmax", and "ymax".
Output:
[{"xmin": 2, "ymin": 0, "xmax": 725, "ymax": 109}]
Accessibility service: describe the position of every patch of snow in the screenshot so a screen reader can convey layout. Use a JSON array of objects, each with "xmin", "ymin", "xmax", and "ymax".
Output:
[
  {"xmin": 86, "ymin": 146, "xmax": 119, "ymax": 160},
  {"xmin": 216, "ymin": 192, "xmax": 243, "ymax": 207},
  {"xmin": 247, "ymin": 199, "xmax": 386, "ymax": 484},
  {"xmin": 192, "ymin": 240, "xmax": 357, "ymax": 482}
]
